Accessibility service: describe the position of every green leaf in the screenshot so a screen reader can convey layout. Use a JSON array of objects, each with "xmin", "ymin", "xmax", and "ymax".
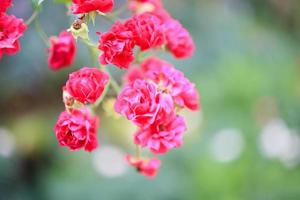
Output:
[
  {"xmin": 37, "ymin": 0, "xmax": 45, "ymax": 6},
  {"xmin": 31, "ymin": 0, "xmax": 45, "ymax": 10},
  {"xmin": 53, "ymin": 0, "xmax": 72, "ymax": 4}
]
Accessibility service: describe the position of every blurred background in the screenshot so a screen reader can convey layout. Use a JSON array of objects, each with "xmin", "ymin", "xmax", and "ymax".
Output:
[{"xmin": 1, "ymin": 0, "xmax": 300, "ymax": 199}]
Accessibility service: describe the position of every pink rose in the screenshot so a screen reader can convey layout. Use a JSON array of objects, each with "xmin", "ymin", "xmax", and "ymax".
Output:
[
  {"xmin": 135, "ymin": 113, "xmax": 187, "ymax": 154},
  {"xmin": 98, "ymin": 22, "xmax": 135, "ymax": 69},
  {"xmin": 65, "ymin": 67, "xmax": 109, "ymax": 104},
  {"xmin": 48, "ymin": 31, "xmax": 76, "ymax": 70},
  {"xmin": 124, "ymin": 57, "xmax": 200, "ymax": 111},
  {"xmin": 125, "ymin": 13, "xmax": 165, "ymax": 51},
  {"xmin": 0, "ymin": 0, "xmax": 12, "ymax": 13},
  {"xmin": 54, "ymin": 108, "xmax": 99, "ymax": 152},
  {"xmin": 71, "ymin": 0, "xmax": 114, "ymax": 14},
  {"xmin": 126, "ymin": 155, "xmax": 161, "ymax": 178},
  {"xmin": 0, "ymin": 13, "xmax": 27, "ymax": 60},
  {"xmin": 114, "ymin": 79, "xmax": 160, "ymax": 127},
  {"xmin": 165, "ymin": 19, "xmax": 195, "ymax": 59},
  {"xmin": 143, "ymin": 58, "xmax": 200, "ymax": 111}
]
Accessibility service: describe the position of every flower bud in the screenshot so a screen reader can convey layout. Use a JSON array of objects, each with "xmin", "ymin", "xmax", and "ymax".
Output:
[
  {"xmin": 63, "ymin": 88, "xmax": 84, "ymax": 112},
  {"xmin": 68, "ymin": 22, "xmax": 89, "ymax": 40}
]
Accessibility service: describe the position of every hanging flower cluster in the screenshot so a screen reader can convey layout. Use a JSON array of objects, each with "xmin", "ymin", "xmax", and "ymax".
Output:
[
  {"xmin": 54, "ymin": 0, "xmax": 199, "ymax": 178},
  {"xmin": 1, "ymin": 0, "xmax": 200, "ymax": 178},
  {"xmin": 0, "ymin": 0, "xmax": 27, "ymax": 60}
]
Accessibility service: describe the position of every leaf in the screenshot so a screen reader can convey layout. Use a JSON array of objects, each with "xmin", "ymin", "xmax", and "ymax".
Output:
[
  {"xmin": 53, "ymin": 0, "xmax": 72, "ymax": 4},
  {"xmin": 31, "ymin": 0, "xmax": 45, "ymax": 10},
  {"xmin": 37, "ymin": 0, "xmax": 45, "ymax": 6}
]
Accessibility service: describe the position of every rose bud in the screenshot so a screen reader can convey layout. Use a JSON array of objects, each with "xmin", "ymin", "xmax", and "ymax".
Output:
[
  {"xmin": 126, "ymin": 155, "xmax": 161, "ymax": 178},
  {"xmin": 48, "ymin": 31, "xmax": 76, "ymax": 70}
]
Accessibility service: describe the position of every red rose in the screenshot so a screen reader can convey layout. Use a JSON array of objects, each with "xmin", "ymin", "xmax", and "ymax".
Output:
[
  {"xmin": 98, "ymin": 22, "xmax": 135, "ymax": 69},
  {"xmin": 114, "ymin": 79, "xmax": 160, "ymax": 127},
  {"xmin": 65, "ymin": 67, "xmax": 109, "ymax": 104},
  {"xmin": 165, "ymin": 19, "xmax": 195, "ymax": 59},
  {"xmin": 126, "ymin": 155, "xmax": 161, "ymax": 178},
  {"xmin": 0, "ymin": 13, "xmax": 27, "ymax": 60},
  {"xmin": 71, "ymin": 0, "xmax": 114, "ymax": 14},
  {"xmin": 125, "ymin": 13, "xmax": 165, "ymax": 51},
  {"xmin": 0, "ymin": 0, "xmax": 12, "ymax": 13},
  {"xmin": 135, "ymin": 113, "xmax": 187, "ymax": 154},
  {"xmin": 48, "ymin": 31, "xmax": 76, "ymax": 70},
  {"xmin": 54, "ymin": 108, "xmax": 99, "ymax": 152}
]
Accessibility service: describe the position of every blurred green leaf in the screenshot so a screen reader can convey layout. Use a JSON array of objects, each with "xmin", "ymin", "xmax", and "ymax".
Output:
[{"xmin": 54, "ymin": 0, "xmax": 72, "ymax": 4}]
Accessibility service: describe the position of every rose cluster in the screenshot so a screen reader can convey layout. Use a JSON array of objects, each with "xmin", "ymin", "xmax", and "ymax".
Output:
[
  {"xmin": 0, "ymin": 0, "xmax": 199, "ymax": 178},
  {"xmin": 49, "ymin": 0, "xmax": 199, "ymax": 178},
  {"xmin": 54, "ymin": 67, "xmax": 109, "ymax": 152},
  {"xmin": 116, "ymin": 57, "xmax": 199, "ymax": 155},
  {"xmin": 0, "ymin": 0, "xmax": 27, "ymax": 60},
  {"xmin": 99, "ymin": 0, "xmax": 195, "ymax": 69}
]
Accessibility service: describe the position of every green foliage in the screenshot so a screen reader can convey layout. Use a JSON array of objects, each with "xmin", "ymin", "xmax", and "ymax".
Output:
[{"xmin": 53, "ymin": 0, "xmax": 72, "ymax": 4}]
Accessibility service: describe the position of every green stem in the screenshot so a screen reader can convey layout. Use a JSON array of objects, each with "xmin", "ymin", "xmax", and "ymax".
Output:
[
  {"xmin": 82, "ymin": 38, "xmax": 122, "ymax": 112},
  {"xmin": 34, "ymin": 19, "xmax": 49, "ymax": 46},
  {"xmin": 26, "ymin": 10, "xmax": 39, "ymax": 26},
  {"xmin": 109, "ymin": 75, "xmax": 121, "ymax": 93}
]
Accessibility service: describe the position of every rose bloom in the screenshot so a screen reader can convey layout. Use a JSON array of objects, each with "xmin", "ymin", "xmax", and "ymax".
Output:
[
  {"xmin": 143, "ymin": 58, "xmax": 200, "ymax": 111},
  {"xmin": 124, "ymin": 57, "xmax": 200, "ymax": 111},
  {"xmin": 48, "ymin": 31, "xmax": 76, "ymax": 70},
  {"xmin": 125, "ymin": 13, "xmax": 165, "ymax": 51},
  {"xmin": 71, "ymin": 0, "xmax": 114, "ymax": 14},
  {"xmin": 126, "ymin": 155, "xmax": 161, "ymax": 178},
  {"xmin": 165, "ymin": 19, "xmax": 195, "ymax": 59},
  {"xmin": 0, "ymin": 0, "xmax": 12, "ymax": 13},
  {"xmin": 0, "ymin": 13, "xmax": 27, "ymax": 60},
  {"xmin": 99, "ymin": 22, "xmax": 135, "ymax": 69},
  {"xmin": 128, "ymin": 0, "xmax": 170, "ymax": 22},
  {"xmin": 135, "ymin": 113, "xmax": 187, "ymax": 154},
  {"xmin": 65, "ymin": 67, "xmax": 109, "ymax": 104},
  {"xmin": 115, "ymin": 79, "xmax": 160, "ymax": 127},
  {"xmin": 54, "ymin": 108, "xmax": 99, "ymax": 152}
]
